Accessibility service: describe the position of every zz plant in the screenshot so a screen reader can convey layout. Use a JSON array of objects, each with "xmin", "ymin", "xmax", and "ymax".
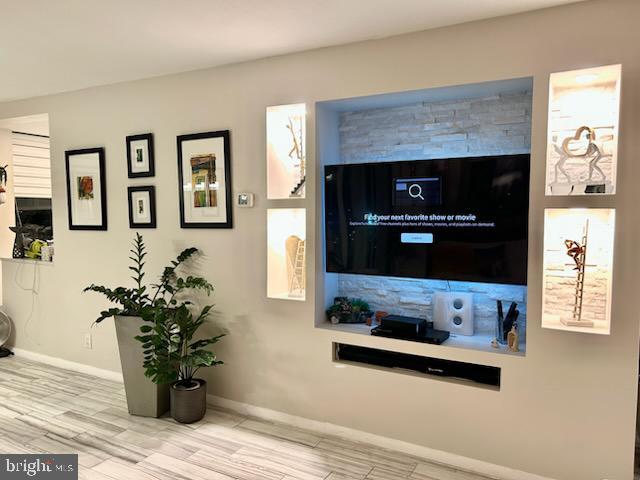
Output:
[
  {"xmin": 84, "ymin": 234, "xmax": 225, "ymax": 386},
  {"xmin": 84, "ymin": 233, "xmax": 212, "ymax": 322},
  {"xmin": 136, "ymin": 303, "xmax": 224, "ymax": 386}
]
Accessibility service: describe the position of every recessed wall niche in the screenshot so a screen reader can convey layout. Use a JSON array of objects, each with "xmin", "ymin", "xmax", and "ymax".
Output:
[
  {"xmin": 545, "ymin": 64, "xmax": 621, "ymax": 195},
  {"xmin": 267, "ymin": 103, "xmax": 306, "ymax": 199},
  {"xmin": 267, "ymin": 208, "xmax": 306, "ymax": 301},
  {"xmin": 542, "ymin": 209, "xmax": 615, "ymax": 334},
  {"xmin": 316, "ymin": 77, "xmax": 533, "ymax": 356}
]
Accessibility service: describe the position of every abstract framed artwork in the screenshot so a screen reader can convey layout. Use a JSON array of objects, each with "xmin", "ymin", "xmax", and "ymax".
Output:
[
  {"xmin": 65, "ymin": 147, "xmax": 107, "ymax": 230},
  {"xmin": 128, "ymin": 185, "xmax": 156, "ymax": 229},
  {"xmin": 126, "ymin": 133, "xmax": 155, "ymax": 178},
  {"xmin": 177, "ymin": 130, "xmax": 232, "ymax": 229}
]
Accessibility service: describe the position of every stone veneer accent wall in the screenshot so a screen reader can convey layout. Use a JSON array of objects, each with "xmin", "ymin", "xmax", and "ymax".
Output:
[
  {"xmin": 336, "ymin": 91, "xmax": 532, "ymax": 336},
  {"xmin": 338, "ymin": 274, "xmax": 527, "ymax": 335}
]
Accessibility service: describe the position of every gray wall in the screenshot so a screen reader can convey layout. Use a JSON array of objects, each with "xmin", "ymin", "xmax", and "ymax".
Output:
[{"xmin": 1, "ymin": 1, "xmax": 639, "ymax": 478}]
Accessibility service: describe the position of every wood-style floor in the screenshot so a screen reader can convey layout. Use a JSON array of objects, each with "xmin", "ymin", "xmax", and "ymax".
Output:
[{"xmin": 0, "ymin": 356, "xmax": 496, "ymax": 480}]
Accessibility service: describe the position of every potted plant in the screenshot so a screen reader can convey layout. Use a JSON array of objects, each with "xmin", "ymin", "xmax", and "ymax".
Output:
[
  {"xmin": 327, "ymin": 297, "xmax": 373, "ymax": 324},
  {"xmin": 136, "ymin": 302, "xmax": 224, "ymax": 424},
  {"xmin": 84, "ymin": 234, "xmax": 213, "ymax": 417}
]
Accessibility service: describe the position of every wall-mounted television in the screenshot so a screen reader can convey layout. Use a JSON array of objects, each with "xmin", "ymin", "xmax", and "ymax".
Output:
[{"xmin": 324, "ymin": 155, "xmax": 530, "ymax": 285}]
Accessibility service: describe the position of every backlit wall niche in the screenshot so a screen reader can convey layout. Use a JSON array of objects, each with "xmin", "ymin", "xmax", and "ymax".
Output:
[
  {"xmin": 542, "ymin": 209, "xmax": 615, "ymax": 334},
  {"xmin": 267, "ymin": 208, "xmax": 306, "ymax": 301},
  {"xmin": 267, "ymin": 103, "xmax": 306, "ymax": 199},
  {"xmin": 545, "ymin": 64, "xmax": 621, "ymax": 195}
]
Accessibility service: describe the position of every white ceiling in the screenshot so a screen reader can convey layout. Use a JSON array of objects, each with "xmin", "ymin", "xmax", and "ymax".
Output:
[{"xmin": 1, "ymin": 0, "xmax": 584, "ymax": 102}]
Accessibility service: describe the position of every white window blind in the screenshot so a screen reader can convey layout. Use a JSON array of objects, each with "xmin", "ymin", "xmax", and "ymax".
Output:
[{"xmin": 11, "ymin": 131, "xmax": 51, "ymax": 199}]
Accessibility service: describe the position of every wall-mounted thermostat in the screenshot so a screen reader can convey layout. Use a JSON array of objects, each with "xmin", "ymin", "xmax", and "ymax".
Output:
[{"xmin": 236, "ymin": 193, "xmax": 254, "ymax": 208}]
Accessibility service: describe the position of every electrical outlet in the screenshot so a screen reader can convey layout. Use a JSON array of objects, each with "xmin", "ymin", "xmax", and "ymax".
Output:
[{"xmin": 83, "ymin": 333, "xmax": 92, "ymax": 349}]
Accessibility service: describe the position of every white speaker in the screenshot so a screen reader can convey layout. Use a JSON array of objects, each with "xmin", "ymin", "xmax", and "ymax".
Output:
[{"xmin": 433, "ymin": 292, "xmax": 474, "ymax": 336}]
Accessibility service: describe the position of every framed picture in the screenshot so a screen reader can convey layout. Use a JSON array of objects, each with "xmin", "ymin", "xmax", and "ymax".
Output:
[
  {"xmin": 65, "ymin": 147, "xmax": 107, "ymax": 230},
  {"xmin": 128, "ymin": 186, "xmax": 156, "ymax": 229},
  {"xmin": 127, "ymin": 133, "xmax": 155, "ymax": 178},
  {"xmin": 177, "ymin": 130, "xmax": 232, "ymax": 228}
]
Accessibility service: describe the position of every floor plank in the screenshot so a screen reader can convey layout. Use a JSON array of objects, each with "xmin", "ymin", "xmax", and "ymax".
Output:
[
  {"xmin": 413, "ymin": 462, "xmax": 496, "ymax": 480},
  {"xmin": 187, "ymin": 448, "xmax": 285, "ymax": 480},
  {"xmin": 139, "ymin": 452, "xmax": 237, "ymax": 480},
  {"xmin": 237, "ymin": 418, "xmax": 323, "ymax": 447}
]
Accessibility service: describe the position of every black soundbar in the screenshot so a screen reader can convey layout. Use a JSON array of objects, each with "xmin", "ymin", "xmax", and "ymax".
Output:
[{"xmin": 334, "ymin": 343, "xmax": 500, "ymax": 388}]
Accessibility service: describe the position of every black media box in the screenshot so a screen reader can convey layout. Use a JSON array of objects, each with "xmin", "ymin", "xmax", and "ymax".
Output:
[
  {"xmin": 372, "ymin": 315, "xmax": 450, "ymax": 345},
  {"xmin": 380, "ymin": 315, "xmax": 427, "ymax": 337}
]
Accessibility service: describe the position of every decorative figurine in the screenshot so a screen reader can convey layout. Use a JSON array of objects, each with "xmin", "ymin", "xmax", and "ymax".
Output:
[
  {"xmin": 562, "ymin": 220, "xmax": 594, "ymax": 327},
  {"xmin": 564, "ymin": 239, "xmax": 585, "ymax": 271},
  {"xmin": 371, "ymin": 310, "xmax": 388, "ymax": 327},
  {"xmin": 507, "ymin": 325, "xmax": 519, "ymax": 353}
]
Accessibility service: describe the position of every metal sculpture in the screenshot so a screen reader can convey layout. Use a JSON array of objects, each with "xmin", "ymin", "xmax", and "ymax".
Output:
[
  {"xmin": 562, "ymin": 220, "xmax": 592, "ymax": 327},
  {"xmin": 286, "ymin": 114, "xmax": 305, "ymax": 197},
  {"xmin": 553, "ymin": 125, "xmax": 607, "ymax": 185}
]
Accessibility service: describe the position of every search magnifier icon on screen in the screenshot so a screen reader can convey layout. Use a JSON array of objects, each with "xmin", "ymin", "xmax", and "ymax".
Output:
[{"xmin": 408, "ymin": 183, "xmax": 425, "ymax": 200}]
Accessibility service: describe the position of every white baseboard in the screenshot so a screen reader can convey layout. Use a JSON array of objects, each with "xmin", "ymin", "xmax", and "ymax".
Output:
[
  {"xmin": 11, "ymin": 348, "xmax": 124, "ymax": 383},
  {"xmin": 207, "ymin": 394, "xmax": 554, "ymax": 480},
  {"xmin": 6, "ymin": 349, "xmax": 551, "ymax": 480}
]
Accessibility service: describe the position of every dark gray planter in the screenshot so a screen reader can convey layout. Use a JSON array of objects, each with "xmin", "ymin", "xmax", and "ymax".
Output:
[
  {"xmin": 114, "ymin": 315, "xmax": 170, "ymax": 418},
  {"xmin": 170, "ymin": 379, "xmax": 207, "ymax": 424}
]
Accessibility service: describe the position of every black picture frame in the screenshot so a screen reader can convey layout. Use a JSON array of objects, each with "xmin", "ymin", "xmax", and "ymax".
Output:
[
  {"xmin": 177, "ymin": 130, "xmax": 233, "ymax": 229},
  {"xmin": 126, "ymin": 133, "xmax": 155, "ymax": 178},
  {"xmin": 127, "ymin": 185, "xmax": 157, "ymax": 229},
  {"xmin": 65, "ymin": 147, "xmax": 107, "ymax": 231}
]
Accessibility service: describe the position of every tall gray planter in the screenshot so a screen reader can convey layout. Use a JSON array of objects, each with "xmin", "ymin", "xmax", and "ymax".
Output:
[{"xmin": 114, "ymin": 316, "xmax": 169, "ymax": 418}]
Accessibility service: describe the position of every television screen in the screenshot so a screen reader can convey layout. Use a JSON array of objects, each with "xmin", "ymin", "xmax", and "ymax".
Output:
[{"xmin": 324, "ymin": 155, "xmax": 530, "ymax": 285}]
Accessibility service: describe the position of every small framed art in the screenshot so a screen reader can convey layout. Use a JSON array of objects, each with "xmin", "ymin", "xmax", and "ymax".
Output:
[
  {"xmin": 177, "ymin": 130, "xmax": 232, "ymax": 228},
  {"xmin": 128, "ymin": 186, "xmax": 156, "ymax": 229},
  {"xmin": 65, "ymin": 147, "xmax": 107, "ymax": 230},
  {"xmin": 127, "ymin": 133, "xmax": 155, "ymax": 178}
]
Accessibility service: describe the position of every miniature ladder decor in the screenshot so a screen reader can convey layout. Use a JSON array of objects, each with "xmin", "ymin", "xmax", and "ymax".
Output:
[
  {"xmin": 562, "ymin": 219, "xmax": 593, "ymax": 327},
  {"xmin": 289, "ymin": 238, "xmax": 305, "ymax": 297}
]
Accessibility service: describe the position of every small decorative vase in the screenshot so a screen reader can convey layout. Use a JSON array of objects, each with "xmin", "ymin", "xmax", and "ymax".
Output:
[{"xmin": 170, "ymin": 379, "xmax": 207, "ymax": 424}]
